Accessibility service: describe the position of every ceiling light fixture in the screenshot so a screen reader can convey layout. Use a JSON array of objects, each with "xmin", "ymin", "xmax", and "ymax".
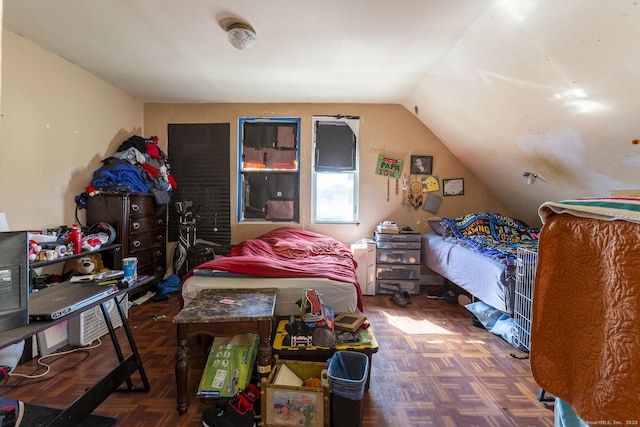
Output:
[{"xmin": 226, "ymin": 22, "xmax": 257, "ymax": 50}]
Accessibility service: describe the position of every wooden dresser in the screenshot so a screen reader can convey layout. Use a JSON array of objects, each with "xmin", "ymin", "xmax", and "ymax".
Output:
[{"xmin": 86, "ymin": 193, "xmax": 167, "ymax": 283}]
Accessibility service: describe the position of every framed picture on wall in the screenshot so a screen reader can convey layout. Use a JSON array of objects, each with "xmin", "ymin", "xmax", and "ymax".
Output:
[
  {"xmin": 443, "ymin": 178, "xmax": 464, "ymax": 196},
  {"xmin": 410, "ymin": 155, "xmax": 433, "ymax": 175}
]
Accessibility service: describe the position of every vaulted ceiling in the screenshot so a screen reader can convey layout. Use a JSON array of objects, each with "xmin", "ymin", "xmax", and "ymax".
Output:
[{"xmin": 5, "ymin": 0, "xmax": 640, "ymax": 225}]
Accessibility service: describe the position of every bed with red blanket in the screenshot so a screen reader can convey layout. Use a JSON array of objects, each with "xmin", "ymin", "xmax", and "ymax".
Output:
[{"xmin": 180, "ymin": 227, "xmax": 363, "ymax": 316}]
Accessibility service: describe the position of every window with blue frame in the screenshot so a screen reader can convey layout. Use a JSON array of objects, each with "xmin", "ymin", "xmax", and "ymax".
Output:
[{"xmin": 238, "ymin": 118, "xmax": 300, "ymax": 222}]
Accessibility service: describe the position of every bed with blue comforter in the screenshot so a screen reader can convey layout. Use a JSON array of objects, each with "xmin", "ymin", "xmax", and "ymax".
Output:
[{"xmin": 421, "ymin": 212, "xmax": 540, "ymax": 314}]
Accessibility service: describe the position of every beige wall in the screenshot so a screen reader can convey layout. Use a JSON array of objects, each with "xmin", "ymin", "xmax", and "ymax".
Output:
[
  {"xmin": 0, "ymin": 29, "xmax": 144, "ymax": 231},
  {"xmin": 145, "ymin": 104, "xmax": 511, "ymax": 245}
]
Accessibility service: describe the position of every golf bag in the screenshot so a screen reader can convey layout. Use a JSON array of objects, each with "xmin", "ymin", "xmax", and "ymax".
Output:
[{"xmin": 173, "ymin": 201, "xmax": 197, "ymax": 278}]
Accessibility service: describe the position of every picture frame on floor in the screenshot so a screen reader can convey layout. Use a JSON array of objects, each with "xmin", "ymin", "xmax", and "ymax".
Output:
[{"xmin": 264, "ymin": 388, "xmax": 326, "ymax": 427}]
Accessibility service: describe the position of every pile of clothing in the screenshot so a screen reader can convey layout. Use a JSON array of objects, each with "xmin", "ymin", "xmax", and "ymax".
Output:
[{"xmin": 88, "ymin": 135, "xmax": 177, "ymax": 204}]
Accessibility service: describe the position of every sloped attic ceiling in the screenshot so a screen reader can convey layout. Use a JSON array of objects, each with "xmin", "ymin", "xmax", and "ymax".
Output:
[{"xmin": 4, "ymin": 0, "xmax": 640, "ymax": 226}]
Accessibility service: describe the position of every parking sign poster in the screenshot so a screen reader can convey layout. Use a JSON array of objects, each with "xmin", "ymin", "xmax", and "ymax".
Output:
[{"xmin": 375, "ymin": 155, "xmax": 403, "ymax": 178}]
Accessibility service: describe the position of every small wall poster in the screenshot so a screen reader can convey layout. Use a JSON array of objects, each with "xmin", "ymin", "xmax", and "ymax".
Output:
[
  {"xmin": 421, "ymin": 176, "xmax": 439, "ymax": 192},
  {"xmin": 375, "ymin": 155, "xmax": 403, "ymax": 179}
]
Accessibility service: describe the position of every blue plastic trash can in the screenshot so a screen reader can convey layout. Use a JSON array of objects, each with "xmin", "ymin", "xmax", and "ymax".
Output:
[{"xmin": 328, "ymin": 351, "xmax": 369, "ymax": 427}]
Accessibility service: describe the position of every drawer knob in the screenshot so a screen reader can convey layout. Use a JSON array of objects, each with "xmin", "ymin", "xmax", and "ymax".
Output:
[
  {"xmin": 132, "ymin": 222, "xmax": 141, "ymax": 230},
  {"xmin": 131, "ymin": 204, "xmax": 140, "ymax": 212},
  {"xmin": 156, "ymin": 218, "xmax": 165, "ymax": 225},
  {"xmin": 132, "ymin": 240, "xmax": 141, "ymax": 248},
  {"xmin": 156, "ymin": 235, "xmax": 164, "ymax": 241}
]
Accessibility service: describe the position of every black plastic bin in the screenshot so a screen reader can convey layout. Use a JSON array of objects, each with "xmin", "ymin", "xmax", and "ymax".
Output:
[{"xmin": 328, "ymin": 350, "xmax": 369, "ymax": 427}]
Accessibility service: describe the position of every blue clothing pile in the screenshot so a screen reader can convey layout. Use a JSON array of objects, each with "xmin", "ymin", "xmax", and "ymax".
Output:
[{"xmin": 92, "ymin": 159, "xmax": 151, "ymax": 194}]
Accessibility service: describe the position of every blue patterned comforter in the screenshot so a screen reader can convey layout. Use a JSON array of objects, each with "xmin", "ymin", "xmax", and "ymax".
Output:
[{"xmin": 441, "ymin": 212, "xmax": 540, "ymax": 266}]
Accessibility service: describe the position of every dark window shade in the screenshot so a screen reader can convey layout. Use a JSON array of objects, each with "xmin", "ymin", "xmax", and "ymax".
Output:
[
  {"xmin": 315, "ymin": 122, "xmax": 356, "ymax": 171},
  {"xmin": 243, "ymin": 122, "xmax": 275, "ymax": 148},
  {"xmin": 167, "ymin": 123, "xmax": 230, "ymax": 245},
  {"xmin": 242, "ymin": 172, "xmax": 299, "ymax": 221},
  {"xmin": 243, "ymin": 122, "xmax": 298, "ymax": 150}
]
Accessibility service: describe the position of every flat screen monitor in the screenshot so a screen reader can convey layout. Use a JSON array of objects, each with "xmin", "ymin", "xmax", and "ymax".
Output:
[{"xmin": 0, "ymin": 231, "xmax": 29, "ymax": 332}]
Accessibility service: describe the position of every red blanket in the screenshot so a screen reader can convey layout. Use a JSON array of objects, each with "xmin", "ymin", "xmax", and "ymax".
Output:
[{"xmin": 181, "ymin": 227, "xmax": 363, "ymax": 311}]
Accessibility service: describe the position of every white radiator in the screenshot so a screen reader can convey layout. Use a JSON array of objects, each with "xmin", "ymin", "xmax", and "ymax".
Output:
[{"xmin": 68, "ymin": 295, "xmax": 129, "ymax": 347}]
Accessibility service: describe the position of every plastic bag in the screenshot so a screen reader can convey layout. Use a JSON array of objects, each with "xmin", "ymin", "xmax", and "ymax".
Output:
[{"xmin": 300, "ymin": 289, "xmax": 335, "ymax": 332}]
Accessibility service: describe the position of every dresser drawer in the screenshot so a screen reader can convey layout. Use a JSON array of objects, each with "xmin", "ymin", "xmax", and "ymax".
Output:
[
  {"xmin": 376, "ymin": 249, "xmax": 420, "ymax": 265},
  {"xmin": 376, "ymin": 264, "xmax": 420, "ymax": 280},
  {"xmin": 138, "ymin": 260, "xmax": 165, "ymax": 280},
  {"xmin": 128, "ymin": 195, "xmax": 156, "ymax": 215},
  {"xmin": 133, "ymin": 247, "xmax": 165, "ymax": 266},
  {"xmin": 374, "ymin": 232, "xmax": 421, "ymax": 243},
  {"xmin": 129, "ymin": 232, "xmax": 165, "ymax": 252},
  {"xmin": 376, "ymin": 280, "xmax": 420, "ymax": 295},
  {"xmin": 129, "ymin": 215, "xmax": 166, "ymax": 233},
  {"xmin": 375, "ymin": 240, "xmax": 421, "ymax": 250}
]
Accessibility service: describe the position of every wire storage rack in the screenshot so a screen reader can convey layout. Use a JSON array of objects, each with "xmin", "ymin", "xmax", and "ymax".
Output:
[{"xmin": 514, "ymin": 247, "xmax": 538, "ymax": 351}]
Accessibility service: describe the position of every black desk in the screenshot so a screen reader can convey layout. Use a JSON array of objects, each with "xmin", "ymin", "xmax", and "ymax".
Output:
[{"xmin": 0, "ymin": 276, "xmax": 152, "ymax": 427}]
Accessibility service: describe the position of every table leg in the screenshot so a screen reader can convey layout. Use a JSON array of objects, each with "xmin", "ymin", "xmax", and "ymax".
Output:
[
  {"xmin": 257, "ymin": 319, "xmax": 273, "ymax": 376},
  {"xmin": 176, "ymin": 323, "xmax": 190, "ymax": 415}
]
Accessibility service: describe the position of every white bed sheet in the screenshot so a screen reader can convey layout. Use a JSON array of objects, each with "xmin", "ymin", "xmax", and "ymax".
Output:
[
  {"xmin": 421, "ymin": 232, "xmax": 510, "ymax": 313},
  {"xmin": 182, "ymin": 273, "xmax": 360, "ymax": 317}
]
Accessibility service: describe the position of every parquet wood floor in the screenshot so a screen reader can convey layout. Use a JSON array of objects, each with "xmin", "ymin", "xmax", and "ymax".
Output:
[{"xmin": 1, "ymin": 288, "xmax": 554, "ymax": 426}]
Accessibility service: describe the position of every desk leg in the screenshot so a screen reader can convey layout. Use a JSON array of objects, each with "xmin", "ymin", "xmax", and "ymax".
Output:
[
  {"xmin": 43, "ymin": 295, "xmax": 149, "ymax": 426},
  {"xmin": 257, "ymin": 319, "xmax": 273, "ymax": 377},
  {"xmin": 113, "ymin": 294, "xmax": 150, "ymax": 391},
  {"xmin": 100, "ymin": 300, "xmax": 133, "ymax": 390},
  {"xmin": 176, "ymin": 324, "xmax": 190, "ymax": 415}
]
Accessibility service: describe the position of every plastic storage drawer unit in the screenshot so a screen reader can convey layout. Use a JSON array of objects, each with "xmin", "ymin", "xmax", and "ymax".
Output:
[
  {"xmin": 376, "ymin": 249, "xmax": 420, "ymax": 265},
  {"xmin": 376, "ymin": 280, "xmax": 420, "ymax": 295},
  {"xmin": 375, "ymin": 265, "xmax": 420, "ymax": 280},
  {"xmin": 374, "ymin": 230, "xmax": 422, "ymax": 295}
]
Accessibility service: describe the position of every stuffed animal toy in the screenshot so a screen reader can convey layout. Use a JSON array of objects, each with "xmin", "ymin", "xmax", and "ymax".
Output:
[
  {"xmin": 28, "ymin": 240, "xmax": 42, "ymax": 262},
  {"xmin": 63, "ymin": 252, "xmax": 110, "ymax": 277}
]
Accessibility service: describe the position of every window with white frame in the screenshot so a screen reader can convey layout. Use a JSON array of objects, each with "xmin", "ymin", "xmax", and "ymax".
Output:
[{"xmin": 312, "ymin": 116, "xmax": 360, "ymax": 223}]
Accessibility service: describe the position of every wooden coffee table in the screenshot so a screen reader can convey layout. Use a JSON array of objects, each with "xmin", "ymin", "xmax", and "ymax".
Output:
[{"xmin": 173, "ymin": 288, "xmax": 277, "ymax": 414}]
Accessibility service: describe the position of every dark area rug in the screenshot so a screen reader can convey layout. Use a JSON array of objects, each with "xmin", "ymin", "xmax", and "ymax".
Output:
[{"xmin": 22, "ymin": 403, "xmax": 118, "ymax": 426}]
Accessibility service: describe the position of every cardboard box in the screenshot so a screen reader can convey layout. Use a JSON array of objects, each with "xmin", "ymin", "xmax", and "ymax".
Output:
[
  {"xmin": 260, "ymin": 358, "xmax": 329, "ymax": 427},
  {"xmin": 197, "ymin": 333, "xmax": 259, "ymax": 398}
]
